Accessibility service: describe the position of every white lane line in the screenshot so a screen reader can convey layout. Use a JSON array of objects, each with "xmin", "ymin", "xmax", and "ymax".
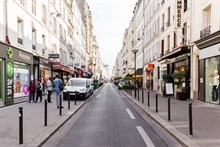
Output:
[
  {"xmin": 126, "ymin": 108, "xmax": 136, "ymax": 119},
  {"xmin": 136, "ymin": 126, "xmax": 155, "ymax": 147},
  {"xmin": 96, "ymin": 94, "xmax": 101, "ymax": 98}
]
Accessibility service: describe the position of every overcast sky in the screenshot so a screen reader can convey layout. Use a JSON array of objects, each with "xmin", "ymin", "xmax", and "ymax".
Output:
[{"xmin": 86, "ymin": 0, "xmax": 138, "ymax": 68}]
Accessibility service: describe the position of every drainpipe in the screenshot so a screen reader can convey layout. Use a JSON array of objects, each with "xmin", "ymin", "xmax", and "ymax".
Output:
[{"xmin": 5, "ymin": 0, "xmax": 10, "ymax": 44}]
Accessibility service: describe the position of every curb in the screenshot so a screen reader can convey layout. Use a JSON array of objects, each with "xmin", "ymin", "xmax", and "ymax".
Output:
[{"xmin": 122, "ymin": 91, "xmax": 201, "ymax": 147}]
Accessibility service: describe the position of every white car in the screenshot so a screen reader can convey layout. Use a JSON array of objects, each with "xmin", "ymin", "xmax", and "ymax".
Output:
[{"xmin": 63, "ymin": 78, "xmax": 90, "ymax": 100}]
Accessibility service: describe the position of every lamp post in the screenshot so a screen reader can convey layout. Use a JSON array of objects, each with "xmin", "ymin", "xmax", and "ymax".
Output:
[{"xmin": 132, "ymin": 49, "xmax": 138, "ymax": 98}]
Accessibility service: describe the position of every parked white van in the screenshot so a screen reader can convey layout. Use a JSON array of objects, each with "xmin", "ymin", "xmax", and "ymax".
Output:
[
  {"xmin": 63, "ymin": 78, "xmax": 90, "ymax": 100},
  {"xmin": 88, "ymin": 79, "xmax": 94, "ymax": 96}
]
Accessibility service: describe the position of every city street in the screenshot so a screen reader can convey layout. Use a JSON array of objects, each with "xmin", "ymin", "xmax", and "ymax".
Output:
[{"xmin": 43, "ymin": 83, "xmax": 181, "ymax": 147}]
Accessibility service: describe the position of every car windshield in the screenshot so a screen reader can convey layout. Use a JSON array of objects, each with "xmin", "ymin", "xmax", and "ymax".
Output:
[{"xmin": 67, "ymin": 80, "xmax": 86, "ymax": 87}]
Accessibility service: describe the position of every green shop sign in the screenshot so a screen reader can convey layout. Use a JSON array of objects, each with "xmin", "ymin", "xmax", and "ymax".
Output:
[{"xmin": 5, "ymin": 59, "xmax": 14, "ymax": 105}]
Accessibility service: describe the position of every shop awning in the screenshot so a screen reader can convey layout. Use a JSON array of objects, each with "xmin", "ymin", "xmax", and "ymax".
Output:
[
  {"xmin": 132, "ymin": 68, "xmax": 143, "ymax": 78},
  {"xmin": 158, "ymin": 46, "xmax": 189, "ymax": 62}
]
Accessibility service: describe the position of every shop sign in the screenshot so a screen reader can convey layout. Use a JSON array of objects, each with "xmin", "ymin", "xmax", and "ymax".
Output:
[
  {"xmin": 176, "ymin": 0, "xmax": 182, "ymax": 28},
  {"xmin": 147, "ymin": 64, "xmax": 154, "ymax": 69},
  {"xmin": 49, "ymin": 54, "xmax": 59, "ymax": 58},
  {"xmin": 166, "ymin": 83, "xmax": 174, "ymax": 95},
  {"xmin": 7, "ymin": 47, "xmax": 14, "ymax": 59},
  {"xmin": 5, "ymin": 59, "xmax": 14, "ymax": 105},
  {"xmin": 19, "ymin": 51, "xmax": 31, "ymax": 62}
]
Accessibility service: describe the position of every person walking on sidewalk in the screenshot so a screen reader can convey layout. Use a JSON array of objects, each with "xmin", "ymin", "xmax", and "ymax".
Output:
[
  {"xmin": 29, "ymin": 80, "xmax": 36, "ymax": 103},
  {"xmin": 53, "ymin": 75, "xmax": 64, "ymax": 108},
  {"xmin": 47, "ymin": 77, "xmax": 53, "ymax": 103},
  {"xmin": 35, "ymin": 80, "xmax": 43, "ymax": 102}
]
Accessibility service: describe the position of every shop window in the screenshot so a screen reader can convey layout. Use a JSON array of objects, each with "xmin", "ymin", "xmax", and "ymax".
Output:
[{"xmin": 205, "ymin": 56, "xmax": 220, "ymax": 103}]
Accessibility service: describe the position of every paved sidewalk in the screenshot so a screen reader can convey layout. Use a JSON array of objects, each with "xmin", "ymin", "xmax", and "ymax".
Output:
[
  {"xmin": 122, "ymin": 89, "xmax": 220, "ymax": 147},
  {"xmin": 0, "ymin": 90, "xmax": 100, "ymax": 147}
]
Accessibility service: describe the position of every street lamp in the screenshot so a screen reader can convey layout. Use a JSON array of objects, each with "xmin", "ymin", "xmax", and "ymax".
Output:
[{"xmin": 132, "ymin": 49, "xmax": 138, "ymax": 98}]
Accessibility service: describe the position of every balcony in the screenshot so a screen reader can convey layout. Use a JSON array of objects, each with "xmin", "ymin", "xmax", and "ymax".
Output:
[
  {"xmin": 200, "ymin": 26, "xmax": 211, "ymax": 39},
  {"xmin": 17, "ymin": 38, "xmax": 23, "ymax": 45},
  {"xmin": 32, "ymin": 45, "xmax": 36, "ymax": 50}
]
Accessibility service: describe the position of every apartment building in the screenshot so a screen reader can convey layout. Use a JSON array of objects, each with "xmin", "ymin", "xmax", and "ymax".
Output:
[
  {"xmin": 192, "ymin": 0, "xmax": 220, "ymax": 103},
  {"xmin": 0, "ymin": 0, "xmax": 99, "ymax": 106}
]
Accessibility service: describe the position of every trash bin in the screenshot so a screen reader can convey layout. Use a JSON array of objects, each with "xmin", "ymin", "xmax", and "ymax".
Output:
[{"xmin": 93, "ymin": 80, "xmax": 99, "ymax": 89}]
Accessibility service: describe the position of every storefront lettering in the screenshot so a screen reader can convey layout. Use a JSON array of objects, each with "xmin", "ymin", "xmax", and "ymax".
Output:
[
  {"xmin": 19, "ymin": 51, "xmax": 31, "ymax": 62},
  {"xmin": 176, "ymin": 0, "xmax": 182, "ymax": 27}
]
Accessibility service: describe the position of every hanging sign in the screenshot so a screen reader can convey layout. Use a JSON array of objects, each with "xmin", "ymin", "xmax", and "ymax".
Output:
[
  {"xmin": 5, "ymin": 59, "xmax": 14, "ymax": 105},
  {"xmin": 176, "ymin": 0, "xmax": 183, "ymax": 28},
  {"xmin": 166, "ymin": 83, "xmax": 174, "ymax": 95}
]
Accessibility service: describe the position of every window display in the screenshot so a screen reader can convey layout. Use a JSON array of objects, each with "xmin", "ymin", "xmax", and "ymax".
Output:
[
  {"xmin": 205, "ymin": 56, "xmax": 220, "ymax": 103},
  {"xmin": 14, "ymin": 62, "xmax": 30, "ymax": 98}
]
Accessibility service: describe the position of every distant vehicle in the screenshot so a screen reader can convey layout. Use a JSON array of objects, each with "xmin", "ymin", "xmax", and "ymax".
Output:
[
  {"xmin": 63, "ymin": 78, "xmax": 90, "ymax": 100},
  {"xmin": 118, "ymin": 80, "xmax": 125, "ymax": 90}
]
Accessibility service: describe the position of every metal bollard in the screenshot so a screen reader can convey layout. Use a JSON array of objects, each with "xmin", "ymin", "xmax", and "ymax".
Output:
[
  {"xmin": 68, "ymin": 91, "xmax": 70, "ymax": 109},
  {"xmin": 138, "ymin": 89, "xmax": 139, "ymax": 101},
  {"xmin": 142, "ymin": 88, "xmax": 144, "ymax": 103},
  {"xmin": 189, "ymin": 102, "xmax": 193, "ymax": 135},
  {"xmin": 59, "ymin": 95, "xmax": 62, "ymax": 116},
  {"xmin": 156, "ymin": 93, "xmax": 158, "ymax": 113},
  {"xmin": 45, "ymin": 99, "xmax": 47, "ymax": 126},
  {"xmin": 148, "ymin": 91, "xmax": 150, "ymax": 107},
  {"xmin": 74, "ymin": 91, "xmax": 77, "ymax": 105},
  {"xmin": 19, "ymin": 107, "xmax": 23, "ymax": 144},
  {"xmin": 168, "ymin": 97, "xmax": 171, "ymax": 121}
]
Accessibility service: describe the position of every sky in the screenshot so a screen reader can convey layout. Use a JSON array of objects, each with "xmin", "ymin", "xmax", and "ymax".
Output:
[{"xmin": 86, "ymin": 0, "xmax": 138, "ymax": 68}]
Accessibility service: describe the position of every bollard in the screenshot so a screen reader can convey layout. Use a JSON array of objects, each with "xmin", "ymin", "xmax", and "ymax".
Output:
[
  {"xmin": 19, "ymin": 107, "xmax": 23, "ymax": 144},
  {"xmin": 135, "ymin": 87, "xmax": 137, "ymax": 98},
  {"xmin": 44, "ymin": 99, "xmax": 47, "ymax": 126},
  {"xmin": 148, "ymin": 91, "xmax": 150, "ymax": 107},
  {"xmin": 156, "ymin": 93, "xmax": 158, "ymax": 113},
  {"xmin": 138, "ymin": 89, "xmax": 139, "ymax": 101},
  {"xmin": 59, "ymin": 95, "xmax": 62, "ymax": 116},
  {"xmin": 142, "ymin": 88, "xmax": 144, "ymax": 103},
  {"xmin": 168, "ymin": 97, "xmax": 171, "ymax": 121},
  {"xmin": 189, "ymin": 102, "xmax": 193, "ymax": 135},
  {"xmin": 74, "ymin": 91, "xmax": 77, "ymax": 105},
  {"xmin": 68, "ymin": 91, "xmax": 70, "ymax": 109}
]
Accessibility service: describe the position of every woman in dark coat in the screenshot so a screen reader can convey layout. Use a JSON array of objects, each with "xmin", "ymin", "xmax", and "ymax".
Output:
[{"xmin": 29, "ymin": 80, "xmax": 36, "ymax": 103}]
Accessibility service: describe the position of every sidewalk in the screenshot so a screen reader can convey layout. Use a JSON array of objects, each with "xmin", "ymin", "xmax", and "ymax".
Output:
[
  {"xmin": 0, "ymin": 89, "xmax": 101, "ymax": 147},
  {"xmin": 122, "ymin": 89, "xmax": 220, "ymax": 147}
]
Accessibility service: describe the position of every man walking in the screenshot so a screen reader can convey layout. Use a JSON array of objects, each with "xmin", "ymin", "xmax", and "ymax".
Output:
[
  {"xmin": 53, "ymin": 75, "xmax": 63, "ymax": 108},
  {"xmin": 47, "ymin": 77, "xmax": 52, "ymax": 103}
]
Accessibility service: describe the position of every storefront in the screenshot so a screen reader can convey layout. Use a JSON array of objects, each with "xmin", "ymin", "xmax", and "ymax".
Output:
[
  {"xmin": 52, "ymin": 62, "xmax": 73, "ymax": 84},
  {"xmin": 159, "ymin": 46, "xmax": 190, "ymax": 100},
  {"xmin": 0, "ymin": 42, "xmax": 33, "ymax": 105},
  {"xmin": 145, "ymin": 64, "xmax": 154, "ymax": 90},
  {"xmin": 195, "ymin": 31, "xmax": 220, "ymax": 104}
]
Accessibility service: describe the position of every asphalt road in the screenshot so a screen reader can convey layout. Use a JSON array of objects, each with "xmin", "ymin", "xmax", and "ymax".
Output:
[{"xmin": 43, "ymin": 83, "xmax": 181, "ymax": 147}]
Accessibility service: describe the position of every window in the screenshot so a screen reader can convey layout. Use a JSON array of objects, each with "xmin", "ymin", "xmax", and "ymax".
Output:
[
  {"xmin": 42, "ymin": 5, "xmax": 46, "ymax": 24},
  {"xmin": 167, "ymin": 7, "xmax": 170, "ymax": 27},
  {"xmin": 203, "ymin": 5, "xmax": 211, "ymax": 28},
  {"xmin": 20, "ymin": 0, "xmax": 27, "ymax": 6},
  {"xmin": 167, "ymin": 35, "xmax": 170, "ymax": 51},
  {"xmin": 173, "ymin": 31, "xmax": 177, "ymax": 48},
  {"xmin": 42, "ymin": 35, "xmax": 46, "ymax": 54},
  {"xmin": 32, "ymin": 28, "xmax": 36, "ymax": 50},
  {"xmin": 64, "ymin": 30, "xmax": 66, "ymax": 42},
  {"xmin": 184, "ymin": 0, "xmax": 188, "ymax": 12},
  {"xmin": 161, "ymin": 13, "xmax": 165, "ymax": 31},
  {"xmin": 59, "ymin": 24, "xmax": 62, "ymax": 39},
  {"xmin": 182, "ymin": 22, "xmax": 187, "ymax": 45},
  {"xmin": 32, "ymin": 0, "xmax": 36, "ymax": 15},
  {"xmin": 161, "ymin": 39, "xmax": 164, "ymax": 56},
  {"xmin": 53, "ymin": 18, "xmax": 57, "ymax": 34},
  {"xmin": 17, "ymin": 18, "xmax": 23, "ymax": 45}
]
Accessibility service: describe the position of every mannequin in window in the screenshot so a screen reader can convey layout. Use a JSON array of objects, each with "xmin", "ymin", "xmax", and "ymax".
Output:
[{"xmin": 212, "ymin": 70, "xmax": 219, "ymax": 101}]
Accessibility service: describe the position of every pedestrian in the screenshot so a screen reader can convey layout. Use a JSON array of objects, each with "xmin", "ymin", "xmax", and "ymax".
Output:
[
  {"xmin": 28, "ymin": 80, "xmax": 36, "ymax": 103},
  {"xmin": 35, "ymin": 80, "xmax": 43, "ymax": 102},
  {"xmin": 47, "ymin": 77, "xmax": 53, "ymax": 103},
  {"xmin": 53, "ymin": 75, "xmax": 64, "ymax": 108}
]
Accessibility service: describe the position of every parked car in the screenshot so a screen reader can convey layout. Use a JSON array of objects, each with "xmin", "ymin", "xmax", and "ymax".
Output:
[
  {"xmin": 88, "ymin": 79, "xmax": 94, "ymax": 96},
  {"xmin": 63, "ymin": 78, "xmax": 90, "ymax": 100},
  {"xmin": 118, "ymin": 80, "xmax": 125, "ymax": 90}
]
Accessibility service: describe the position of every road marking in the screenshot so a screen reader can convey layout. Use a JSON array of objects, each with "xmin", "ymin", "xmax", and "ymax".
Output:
[
  {"xmin": 96, "ymin": 94, "xmax": 101, "ymax": 98},
  {"xmin": 126, "ymin": 108, "xmax": 136, "ymax": 119},
  {"xmin": 136, "ymin": 126, "xmax": 155, "ymax": 147}
]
